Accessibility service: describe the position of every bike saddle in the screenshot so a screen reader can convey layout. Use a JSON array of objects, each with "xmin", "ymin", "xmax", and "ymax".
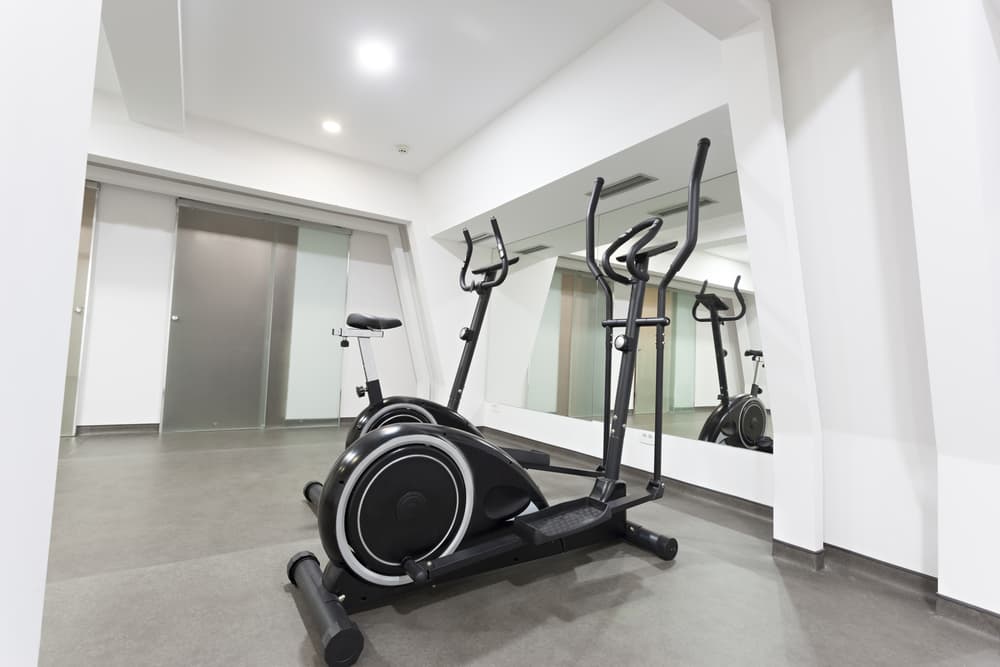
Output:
[{"xmin": 346, "ymin": 313, "xmax": 402, "ymax": 331}]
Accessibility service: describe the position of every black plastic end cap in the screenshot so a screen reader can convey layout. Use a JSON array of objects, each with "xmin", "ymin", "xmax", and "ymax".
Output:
[
  {"xmin": 324, "ymin": 625, "xmax": 365, "ymax": 666},
  {"xmin": 303, "ymin": 481, "xmax": 323, "ymax": 502},
  {"xmin": 658, "ymin": 537, "xmax": 679, "ymax": 561},
  {"xmin": 402, "ymin": 557, "xmax": 430, "ymax": 585},
  {"xmin": 287, "ymin": 551, "xmax": 319, "ymax": 584}
]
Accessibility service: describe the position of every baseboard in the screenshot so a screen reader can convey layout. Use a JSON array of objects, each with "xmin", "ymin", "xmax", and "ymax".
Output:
[
  {"xmin": 772, "ymin": 539, "xmax": 824, "ymax": 570},
  {"xmin": 936, "ymin": 595, "xmax": 1000, "ymax": 638},
  {"xmin": 74, "ymin": 423, "xmax": 159, "ymax": 436},
  {"xmin": 482, "ymin": 427, "xmax": 998, "ymax": 638},
  {"xmin": 277, "ymin": 418, "xmax": 343, "ymax": 429},
  {"xmin": 822, "ymin": 544, "xmax": 937, "ymax": 594}
]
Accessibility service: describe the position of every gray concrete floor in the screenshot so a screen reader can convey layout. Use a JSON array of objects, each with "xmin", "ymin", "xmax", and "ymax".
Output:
[{"xmin": 42, "ymin": 427, "xmax": 999, "ymax": 666}]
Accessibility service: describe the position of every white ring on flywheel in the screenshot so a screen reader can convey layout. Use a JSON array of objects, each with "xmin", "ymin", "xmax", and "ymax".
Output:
[
  {"xmin": 359, "ymin": 403, "xmax": 437, "ymax": 436},
  {"xmin": 335, "ymin": 434, "xmax": 474, "ymax": 586},
  {"xmin": 355, "ymin": 453, "xmax": 461, "ymax": 566}
]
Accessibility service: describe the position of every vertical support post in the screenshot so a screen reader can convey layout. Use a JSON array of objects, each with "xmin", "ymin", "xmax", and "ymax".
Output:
[
  {"xmin": 601, "ymin": 276, "xmax": 647, "ymax": 483},
  {"xmin": 710, "ymin": 311, "xmax": 730, "ymax": 408},
  {"xmin": 447, "ymin": 277, "xmax": 493, "ymax": 411},
  {"xmin": 653, "ymin": 290, "xmax": 666, "ymax": 483}
]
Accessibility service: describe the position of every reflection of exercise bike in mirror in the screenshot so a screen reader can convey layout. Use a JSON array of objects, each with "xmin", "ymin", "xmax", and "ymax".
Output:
[{"xmin": 692, "ymin": 276, "xmax": 773, "ymax": 452}]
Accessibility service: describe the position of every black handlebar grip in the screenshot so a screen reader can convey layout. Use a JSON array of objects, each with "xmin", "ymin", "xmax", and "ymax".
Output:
[
  {"xmin": 719, "ymin": 275, "xmax": 747, "ymax": 322},
  {"xmin": 600, "ymin": 217, "xmax": 663, "ymax": 285},
  {"xmin": 585, "ymin": 177, "xmax": 605, "ymax": 283},
  {"xmin": 458, "ymin": 217, "xmax": 513, "ymax": 293},
  {"xmin": 458, "ymin": 228, "xmax": 476, "ymax": 292},
  {"xmin": 661, "ymin": 137, "xmax": 711, "ymax": 291}
]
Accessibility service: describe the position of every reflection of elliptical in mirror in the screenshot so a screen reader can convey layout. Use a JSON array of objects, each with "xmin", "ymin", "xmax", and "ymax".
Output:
[{"xmin": 692, "ymin": 276, "xmax": 773, "ymax": 453}]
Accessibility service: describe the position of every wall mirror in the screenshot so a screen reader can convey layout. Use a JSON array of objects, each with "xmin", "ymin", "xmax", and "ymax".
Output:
[{"xmin": 437, "ymin": 105, "xmax": 774, "ymax": 454}]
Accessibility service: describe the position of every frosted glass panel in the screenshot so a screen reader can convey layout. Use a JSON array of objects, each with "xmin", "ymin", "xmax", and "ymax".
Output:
[
  {"xmin": 525, "ymin": 276, "xmax": 561, "ymax": 413},
  {"xmin": 285, "ymin": 227, "xmax": 350, "ymax": 420},
  {"xmin": 670, "ymin": 291, "xmax": 697, "ymax": 409}
]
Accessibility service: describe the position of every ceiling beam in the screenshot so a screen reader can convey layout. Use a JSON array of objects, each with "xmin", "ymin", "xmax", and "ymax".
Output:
[
  {"xmin": 101, "ymin": 0, "xmax": 185, "ymax": 130},
  {"xmin": 661, "ymin": 0, "xmax": 763, "ymax": 38}
]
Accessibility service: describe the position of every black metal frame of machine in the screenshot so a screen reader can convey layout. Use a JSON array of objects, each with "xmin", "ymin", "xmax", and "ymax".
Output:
[{"xmin": 286, "ymin": 138, "xmax": 712, "ymax": 667}]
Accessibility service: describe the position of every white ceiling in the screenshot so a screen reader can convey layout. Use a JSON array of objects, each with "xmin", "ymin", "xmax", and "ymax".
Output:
[{"xmin": 95, "ymin": 0, "xmax": 650, "ymax": 172}]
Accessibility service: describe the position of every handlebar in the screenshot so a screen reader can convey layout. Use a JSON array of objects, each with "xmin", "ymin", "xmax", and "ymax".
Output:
[
  {"xmin": 600, "ymin": 217, "xmax": 663, "ymax": 284},
  {"xmin": 585, "ymin": 177, "xmax": 605, "ymax": 283},
  {"xmin": 659, "ymin": 137, "xmax": 711, "ymax": 292},
  {"xmin": 459, "ymin": 217, "xmax": 513, "ymax": 293},
  {"xmin": 692, "ymin": 275, "xmax": 747, "ymax": 322}
]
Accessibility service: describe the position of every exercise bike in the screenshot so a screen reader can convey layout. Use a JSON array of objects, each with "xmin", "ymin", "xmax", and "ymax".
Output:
[
  {"xmin": 303, "ymin": 218, "xmax": 540, "ymax": 510},
  {"xmin": 692, "ymin": 276, "xmax": 773, "ymax": 452},
  {"xmin": 285, "ymin": 137, "xmax": 711, "ymax": 666}
]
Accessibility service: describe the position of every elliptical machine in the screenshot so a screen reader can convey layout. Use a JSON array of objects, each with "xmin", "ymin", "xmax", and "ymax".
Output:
[
  {"xmin": 303, "ymin": 219, "xmax": 530, "ymax": 510},
  {"xmin": 285, "ymin": 138, "xmax": 711, "ymax": 667},
  {"xmin": 692, "ymin": 276, "xmax": 773, "ymax": 452}
]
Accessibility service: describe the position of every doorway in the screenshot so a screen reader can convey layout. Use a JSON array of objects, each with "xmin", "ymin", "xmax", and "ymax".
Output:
[
  {"xmin": 161, "ymin": 203, "xmax": 350, "ymax": 432},
  {"xmin": 60, "ymin": 183, "xmax": 99, "ymax": 436}
]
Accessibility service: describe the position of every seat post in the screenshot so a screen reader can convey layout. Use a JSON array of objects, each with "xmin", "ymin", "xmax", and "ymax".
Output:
[
  {"xmin": 333, "ymin": 326, "xmax": 385, "ymax": 406},
  {"xmin": 357, "ymin": 338, "xmax": 383, "ymax": 405},
  {"xmin": 710, "ymin": 310, "xmax": 730, "ymax": 408}
]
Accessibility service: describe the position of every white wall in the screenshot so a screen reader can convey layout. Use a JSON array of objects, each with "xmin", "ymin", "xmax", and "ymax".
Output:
[
  {"xmin": 75, "ymin": 183, "xmax": 417, "ymax": 427},
  {"xmin": 90, "ymin": 93, "xmax": 420, "ymax": 223},
  {"xmin": 485, "ymin": 257, "xmax": 558, "ymax": 409},
  {"xmin": 77, "ymin": 186, "xmax": 176, "ymax": 425},
  {"xmin": 0, "ymin": 0, "xmax": 101, "ymax": 662},
  {"xmin": 770, "ymin": 0, "xmax": 937, "ymax": 575},
  {"xmin": 285, "ymin": 228, "xmax": 350, "ymax": 420},
  {"xmin": 420, "ymin": 1, "xmax": 727, "ymax": 236},
  {"xmin": 339, "ymin": 230, "xmax": 417, "ymax": 417},
  {"xmin": 88, "ymin": 96, "xmax": 435, "ymax": 404},
  {"xmin": 720, "ymin": 10, "xmax": 825, "ymax": 550},
  {"xmin": 892, "ymin": 0, "xmax": 1000, "ymax": 609}
]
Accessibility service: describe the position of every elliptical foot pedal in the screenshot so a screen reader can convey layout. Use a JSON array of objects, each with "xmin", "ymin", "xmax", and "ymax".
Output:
[{"xmin": 512, "ymin": 497, "xmax": 610, "ymax": 545}]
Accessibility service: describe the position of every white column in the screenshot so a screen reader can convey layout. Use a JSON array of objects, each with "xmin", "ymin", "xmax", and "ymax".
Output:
[
  {"xmin": 763, "ymin": 0, "xmax": 937, "ymax": 575},
  {"xmin": 892, "ymin": 0, "xmax": 1000, "ymax": 612},
  {"xmin": 721, "ymin": 13, "xmax": 825, "ymax": 551},
  {"xmin": 0, "ymin": 1, "xmax": 102, "ymax": 662}
]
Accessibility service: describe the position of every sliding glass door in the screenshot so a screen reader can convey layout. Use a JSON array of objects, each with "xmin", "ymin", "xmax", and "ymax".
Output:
[{"xmin": 162, "ymin": 203, "xmax": 350, "ymax": 432}]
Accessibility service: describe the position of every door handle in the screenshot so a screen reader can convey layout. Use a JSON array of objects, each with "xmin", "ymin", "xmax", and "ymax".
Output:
[{"xmin": 171, "ymin": 315, "xmax": 180, "ymax": 322}]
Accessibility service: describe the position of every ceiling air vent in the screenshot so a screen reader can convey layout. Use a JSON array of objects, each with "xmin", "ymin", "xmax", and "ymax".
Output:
[
  {"xmin": 516, "ymin": 244, "xmax": 551, "ymax": 255},
  {"xmin": 586, "ymin": 173, "xmax": 658, "ymax": 199},
  {"xmin": 648, "ymin": 197, "xmax": 717, "ymax": 218}
]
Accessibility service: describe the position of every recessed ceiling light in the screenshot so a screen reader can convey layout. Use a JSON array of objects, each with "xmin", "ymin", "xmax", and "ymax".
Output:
[
  {"xmin": 322, "ymin": 119, "xmax": 342, "ymax": 134},
  {"xmin": 357, "ymin": 39, "xmax": 395, "ymax": 75}
]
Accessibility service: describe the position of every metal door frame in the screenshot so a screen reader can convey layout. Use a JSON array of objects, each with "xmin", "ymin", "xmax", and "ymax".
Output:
[{"xmin": 62, "ymin": 181, "xmax": 101, "ymax": 436}]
